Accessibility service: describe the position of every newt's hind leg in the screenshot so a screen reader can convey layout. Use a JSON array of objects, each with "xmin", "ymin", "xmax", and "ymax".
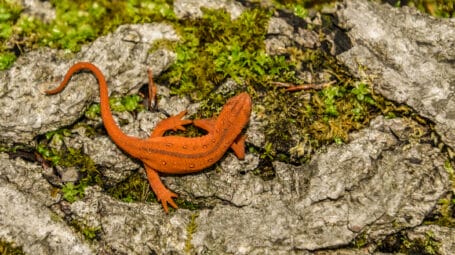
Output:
[
  {"xmin": 149, "ymin": 111, "xmax": 192, "ymax": 138},
  {"xmin": 144, "ymin": 165, "xmax": 178, "ymax": 213},
  {"xmin": 230, "ymin": 134, "xmax": 247, "ymax": 159}
]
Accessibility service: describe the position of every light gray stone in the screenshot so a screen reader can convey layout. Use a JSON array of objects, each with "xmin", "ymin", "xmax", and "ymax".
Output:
[
  {"xmin": 336, "ymin": 0, "xmax": 455, "ymax": 150},
  {"xmin": 168, "ymin": 116, "xmax": 449, "ymax": 253},
  {"xmin": 0, "ymin": 23, "xmax": 178, "ymax": 144},
  {"xmin": 266, "ymin": 17, "xmax": 320, "ymax": 55},
  {"xmin": 1, "ymin": 1, "xmax": 453, "ymax": 253},
  {"xmin": 0, "ymin": 154, "xmax": 93, "ymax": 255},
  {"xmin": 173, "ymin": 0, "xmax": 244, "ymax": 19},
  {"xmin": 22, "ymin": 0, "xmax": 56, "ymax": 22}
]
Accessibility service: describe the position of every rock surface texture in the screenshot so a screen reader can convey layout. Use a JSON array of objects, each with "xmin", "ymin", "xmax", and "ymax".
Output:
[
  {"xmin": 337, "ymin": 0, "xmax": 455, "ymax": 150},
  {"xmin": 0, "ymin": 0, "xmax": 453, "ymax": 254},
  {"xmin": 0, "ymin": 23, "xmax": 178, "ymax": 144}
]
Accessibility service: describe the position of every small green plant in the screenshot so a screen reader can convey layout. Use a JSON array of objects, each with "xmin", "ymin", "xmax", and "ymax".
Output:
[
  {"xmin": 293, "ymin": 4, "xmax": 308, "ymax": 19},
  {"xmin": 107, "ymin": 171, "xmax": 156, "ymax": 203},
  {"xmin": 0, "ymin": 0, "xmax": 176, "ymax": 70},
  {"xmin": 321, "ymin": 86, "xmax": 341, "ymax": 117},
  {"xmin": 159, "ymin": 8, "xmax": 296, "ymax": 99},
  {"xmin": 0, "ymin": 239, "xmax": 25, "ymax": 255},
  {"xmin": 84, "ymin": 104, "xmax": 101, "ymax": 120},
  {"xmin": 37, "ymin": 131, "xmax": 101, "ymax": 203},
  {"xmin": 376, "ymin": 231, "xmax": 441, "ymax": 254},
  {"xmin": 70, "ymin": 219, "xmax": 101, "ymax": 241},
  {"xmin": 388, "ymin": 0, "xmax": 455, "ymax": 18},
  {"xmin": 62, "ymin": 182, "xmax": 86, "ymax": 203},
  {"xmin": 185, "ymin": 213, "xmax": 199, "ymax": 254},
  {"xmin": 81, "ymin": 225, "xmax": 101, "ymax": 241},
  {"xmin": 0, "ymin": 52, "xmax": 16, "ymax": 69},
  {"xmin": 85, "ymin": 94, "xmax": 144, "ymax": 119},
  {"xmin": 109, "ymin": 94, "xmax": 144, "ymax": 112},
  {"xmin": 0, "ymin": 0, "xmax": 22, "ymax": 69}
]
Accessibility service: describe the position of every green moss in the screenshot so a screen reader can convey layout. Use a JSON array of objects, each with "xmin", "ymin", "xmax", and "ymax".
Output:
[
  {"xmin": 386, "ymin": 0, "xmax": 454, "ymax": 18},
  {"xmin": 175, "ymin": 198, "xmax": 201, "ymax": 211},
  {"xmin": 85, "ymin": 94, "xmax": 145, "ymax": 120},
  {"xmin": 423, "ymin": 158, "xmax": 455, "ymax": 227},
  {"xmin": 109, "ymin": 94, "xmax": 145, "ymax": 113},
  {"xmin": 61, "ymin": 182, "xmax": 86, "ymax": 203},
  {"xmin": 158, "ymin": 8, "xmax": 296, "ymax": 100},
  {"xmin": 185, "ymin": 213, "xmax": 198, "ymax": 254},
  {"xmin": 257, "ymin": 50, "xmax": 380, "ymax": 163},
  {"xmin": 107, "ymin": 171, "xmax": 156, "ymax": 203},
  {"xmin": 0, "ymin": 239, "xmax": 25, "ymax": 255},
  {"xmin": 69, "ymin": 219, "xmax": 101, "ymax": 241},
  {"xmin": 377, "ymin": 231, "xmax": 441, "ymax": 255},
  {"xmin": 0, "ymin": 51, "xmax": 16, "ymax": 69},
  {"xmin": 0, "ymin": 0, "xmax": 21, "ymax": 69},
  {"xmin": 351, "ymin": 232, "xmax": 369, "ymax": 248},
  {"xmin": 37, "ymin": 130, "xmax": 101, "ymax": 203},
  {"xmin": 0, "ymin": 0, "xmax": 176, "ymax": 70}
]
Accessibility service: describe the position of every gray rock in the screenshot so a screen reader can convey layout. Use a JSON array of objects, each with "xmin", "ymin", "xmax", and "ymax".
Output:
[
  {"xmin": 10, "ymin": 114, "xmax": 446, "ymax": 253},
  {"xmin": 22, "ymin": 0, "xmax": 56, "ymax": 22},
  {"xmin": 0, "ymin": 23, "xmax": 178, "ymax": 144},
  {"xmin": 266, "ymin": 17, "xmax": 320, "ymax": 55},
  {"xmin": 173, "ymin": 0, "xmax": 244, "ymax": 19},
  {"xmin": 68, "ymin": 186, "xmax": 193, "ymax": 254},
  {"xmin": 1, "ymin": 1, "xmax": 453, "ymax": 254},
  {"xmin": 336, "ymin": 0, "xmax": 455, "ymax": 150},
  {"xmin": 0, "ymin": 154, "xmax": 93, "ymax": 255},
  {"xmin": 170, "ymin": 116, "xmax": 448, "ymax": 253}
]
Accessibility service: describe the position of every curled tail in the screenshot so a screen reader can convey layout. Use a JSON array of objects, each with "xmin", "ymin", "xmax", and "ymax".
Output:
[{"xmin": 45, "ymin": 62, "xmax": 132, "ymax": 148}]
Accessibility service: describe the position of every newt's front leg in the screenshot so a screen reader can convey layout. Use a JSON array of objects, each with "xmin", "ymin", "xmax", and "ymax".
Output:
[
  {"xmin": 144, "ymin": 165, "xmax": 178, "ymax": 213},
  {"xmin": 145, "ymin": 111, "xmax": 191, "ymax": 212},
  {"xmin": 149, "ymin": 111, "xmax": 192, "ymax": 138}
]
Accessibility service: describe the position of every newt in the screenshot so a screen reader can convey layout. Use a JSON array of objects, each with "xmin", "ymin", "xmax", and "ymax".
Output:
[{"xmin": 45, "ymin": 62, "xmax": 252, "ymax": 212}]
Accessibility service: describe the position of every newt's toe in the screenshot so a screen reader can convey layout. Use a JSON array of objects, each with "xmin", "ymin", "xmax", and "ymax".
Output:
[{"xmin": 157, "ymin": 190, "xmax": 178, "ymax": 213}]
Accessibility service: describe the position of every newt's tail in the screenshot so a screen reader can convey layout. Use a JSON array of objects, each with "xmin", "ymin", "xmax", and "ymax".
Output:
[{"xmin": 45, "ymin": 62, "xmax": 132, "ymax": 148}]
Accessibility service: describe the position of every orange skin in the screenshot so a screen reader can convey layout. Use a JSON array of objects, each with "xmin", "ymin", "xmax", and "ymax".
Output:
[{"xmin": 45, "ymin": 62, "xmax": 252, "ymax": 212}]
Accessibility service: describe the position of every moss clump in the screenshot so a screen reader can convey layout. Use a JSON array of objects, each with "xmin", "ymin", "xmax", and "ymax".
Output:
[
  {"xmin": 0, "ymin": 0, "xmax": 176, "ymax": 70},
  {"xmin": 258, "ymin": 49, "xmax": 384, "ymax": 164},
  {"xmin": 107, "ymin": 171, "xmax": 156, "ymax": 203},
  {"xmin": 69, "ymin": 219, "xmax": 101, "ymax": 241},
  {"xmin": 84, "ymin": 94, "xmax": 145, "ymax": 120},
  {"xmin": 185, "ymin": 213, "xmax": 199, "ymax": 254},
  {"xmin": 0, "ymin": 239, "xmax": 25, "ymax": 255},
  {"xmin": 157, "ymin": 8, "xmax": 296, "ymax": 100},
  {"xmin": 37, "ymin": 142, "xmax": 102, "ymax": 202},
  {"xmin": 0, "ymin": 0, "xmax": 21, "ymax": 69},
  {"xmin": 424, "ymin": 159, "xmax": 455, "ymax": 227},
  {"xmin": 385, "ymin": 0, "xmax": 455, "ymax": 18},
  {"xmin": 377, "ymin": 231, "xmax": 441, "ymax": 255}
]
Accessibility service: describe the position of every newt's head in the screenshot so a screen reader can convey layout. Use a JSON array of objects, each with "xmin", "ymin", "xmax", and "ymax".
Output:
[{"xmin": 220, "ymin": 92, "xmax": 252, "ymax": 123}]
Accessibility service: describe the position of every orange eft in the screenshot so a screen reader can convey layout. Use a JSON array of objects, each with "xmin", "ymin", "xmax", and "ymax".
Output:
[{"xmin": 45, "ymin": 62, "xmax": 252, "ymax": 212}]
